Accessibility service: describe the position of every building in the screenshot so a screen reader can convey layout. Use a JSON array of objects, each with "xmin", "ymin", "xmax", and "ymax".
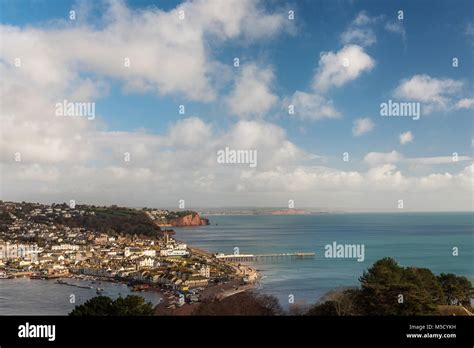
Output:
[
  {"xmin": 0, "ymin": 242, "xmax": 41, "ymax": 261},
  {"xmin": 51, "ymin": 244, "xmax": 79, "ymax": 251},
  {"xmin": 174, "ymin": 243, "xmax": 187, "ymax": 250},
  {"xmin": 199, "ymin": 265, "xmax": 210, "ymax": 278},
  {"xmin": 124, "ymin": 247, "xmax": 143, "ymax": 258},
  {"xmin": 183, "ymin": 276, "xmax": 208, "ymax": 288},
  {"xmin": 143, "ymin": 249, "xmax": 156, "ymax": 257},
  {"xmin": 160, "ymin": 249, "xmax": 189, "ymax": 257},
  {"xmin": 136, "ymin": 257, "xmax": 154, "ymax": 269}
]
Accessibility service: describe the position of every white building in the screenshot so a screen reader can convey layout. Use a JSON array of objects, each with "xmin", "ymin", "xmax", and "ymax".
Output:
[
  {"xmin": 51, "ymin": 244, "xmax": 79, "ymax": 251},
  {"xmin": 143, "ymin": 249, "xmax": 156, "ymax": 257},
  {"xmin": 199, "ymin": 265, "xmax": 210, "ymax": 278},
  {"xmin": 160, "ymin": 249, "xmax": 189, "ymax": 257},
  {"xmin": 175, "ymin": 243, "xmax": 187, "ymax": 250},
  {"xmin": 0, "ymin": 242, "xmax": 41, "ymax": 261},
  {"xmin": 137, "ymin": 257, "xmax": 155, "ymax": 269},
  {"xmin": 124, "ymin": 247, "xmax": 142, "ymax": 257}
]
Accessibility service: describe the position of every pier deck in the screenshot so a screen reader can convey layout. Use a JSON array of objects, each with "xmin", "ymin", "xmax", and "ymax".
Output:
[{"xmin": 215, "ymin": 252, "xmax": 315, "ymax": 262}]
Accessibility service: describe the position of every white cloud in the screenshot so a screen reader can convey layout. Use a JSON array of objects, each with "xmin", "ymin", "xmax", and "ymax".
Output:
[
  {"xmin": 364, "ymin": 151, "xmax": 471, "ymax": 166},
  {"xmin": 455, "ymin": 98, "xmax": 474, "ymax": 110},
  {"xmin": 312, "ymin": 45, "xmax": 375, "ymax": 92},
  {"xmin": 0, "ymin": 0, "xmax": 288, "ymax": 102},
  {"xmin": 385, "ymin": 21, "xmax": 406, "ymax": 42},
  {"xmin": 341, "ymin": 28, "xmax": 376, "ymax": 48},
  {"xmin": 17, "ymin": 164, "xmax": 61, "ymax": 182},
  {"xmin": 341, "ymin": 12, "xmax": 407, "ymax": 48},
  {"xmin": 399, "ymin": 131, "xmax": 413, "ymax": 145},
  {"xmin": 227, "ymin": 120, "xmax": 314, "ymax": 169},
  {"xmin": 0, "ymin": 0, "xmax": 290, "ymax": 165},
  {"xmin": 0, "ymin": 1, "xmax": 472, "ymax": 212},
  {"xmin": 465, "ymin": 22, "xmax": 474, "ymax": 45},
  {"xmin": 405, "ymin": 156, "xmax": 472, "ymax": 165},
  {"xmin": 340, "ymin": 11, "xmax": 377, "ymax": 47},
  {"xmin": 394, "ymin": 74, "xmax": 466, "ymax": 113},
  {"xmin": 286, "ymin": 91, "xmax": 340, "ymax": 120},
  {"xmin": 2, "ymin": 121, "xmax": 472, "ymax": 210},
  {"xmin": 232, "ymin": 163, "xmax": 473, "ymax": 211},
  {"xmin": 167, "ymin": 117, "xmax": 213, "ymax": 148},
  {"xmin": 364, "ymin": 151, "xmax": 403, "ymax": 166},
  {"xmin": 225, "ymin": 64, "xmax": 278, "ymax": 118},
  {"xmin": 353, "ymin": 12, "xmax": 375, "ymax": 26},
  {"xmin": 352, "ymin": 117, "xmax": 375, "ymax": 136}
]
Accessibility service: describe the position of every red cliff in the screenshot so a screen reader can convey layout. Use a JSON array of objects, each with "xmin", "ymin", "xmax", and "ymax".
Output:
[{"xmin": 168, "ymin": 213, "xmax": 209, "ymax": 226}]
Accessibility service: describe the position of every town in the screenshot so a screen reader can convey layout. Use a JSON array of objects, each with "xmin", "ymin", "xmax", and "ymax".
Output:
[{"xmin": 0, "ymin": 201, "xmax": 258, "ymax": 311}]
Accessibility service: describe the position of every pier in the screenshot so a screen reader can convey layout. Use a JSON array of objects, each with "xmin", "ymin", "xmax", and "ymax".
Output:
[{"xmin": 215, "ymin": 252, "xmax": 315, "ymax": 262}]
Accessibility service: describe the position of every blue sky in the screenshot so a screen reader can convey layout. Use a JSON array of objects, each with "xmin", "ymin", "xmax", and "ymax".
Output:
[
  {"xmin": 0, "ymin": 0, "xmax": 473, "ymax": 210},
  {"xmin": 3, "ymin": 0, "xmax": 472, "ymax": 157}
]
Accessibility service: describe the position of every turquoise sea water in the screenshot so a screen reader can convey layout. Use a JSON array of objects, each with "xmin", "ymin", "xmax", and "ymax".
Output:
[{"xmin": 174, "ymin": 213, "xmax": 473, "ymax": 308}]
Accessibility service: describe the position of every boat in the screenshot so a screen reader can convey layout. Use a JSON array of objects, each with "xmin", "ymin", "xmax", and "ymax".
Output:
[
  {"xmin": 0, "ymin": 271, "xmax": 12, "ymax": 279},
  {"xmin": 31, "ymin": 275, "xmax": 47, "ymax": 280},
  {"xmin": 96, "ymin": 287, "xmax": 104, "ymax": 294},
  {"xmin": 76, "ymin": 284, "xmax": 93, "ymax": 289},
  {"xmin": 132, "ymin": 284, "xmax": 150, "ymax": 292}
]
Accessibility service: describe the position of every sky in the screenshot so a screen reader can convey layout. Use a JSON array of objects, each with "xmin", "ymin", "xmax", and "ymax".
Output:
[{"xmin": 0, "ymin": 0, "xmax": 473, "ymax": 211}]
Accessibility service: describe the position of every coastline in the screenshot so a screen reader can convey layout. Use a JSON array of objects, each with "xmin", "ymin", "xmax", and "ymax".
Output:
[
  {"xmin": 0, "ymin": 201, "xmax": 266, "ymax": 316},
  {"xmin": 189, "ymin": 244, "xmax": 260, "ymax": 285},
  {"xmin": 153, "ymin": 245, "xmax": 260, "ymax": 315},
  {"xmin": 2, "ymin": 240, "xmax": 260, "ymax": 316},
  {"xmin": 0, "ymin": 276, "xmax": 162, "ymax": 315},
  {"xmin": 3, "ymin": 211, "xmax": 473, "ymax": 315}
]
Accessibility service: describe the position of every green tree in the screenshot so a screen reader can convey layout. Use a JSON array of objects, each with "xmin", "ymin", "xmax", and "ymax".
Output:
[
  {"xmin": 308, "ymin": 258, "xmax": 473, "ymax": 316},
  {"xmin": 69, "ymin": 296, "xmax": 114, "ymax": 316},
  {"xmin": 111, "ymin": 296, "xmax": 155, "ymax": 315},
  {"xmin": 69, "ymin": 295, "xmax": 154, "ymax": 316},
  {"xmin": 357, "ymin": 258, "xmax": 443, "ymax": 315},
  {"xmin": 396, "ymin": 267, "xmax": 444, "ymax": 315},
  {"xmin": 437, "ymin": 273, "xmax": 473, "ymax": 305},
  {"xmin": 356, "ymin": 257, "xmax": 405, "ymax": 315}
]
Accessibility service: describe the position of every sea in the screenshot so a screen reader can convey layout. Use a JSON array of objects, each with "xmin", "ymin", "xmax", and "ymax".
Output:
[
  {"xmin": 174, "ymin": 212, "xmax": 473, "ymax": 309},
  {"xmin": 1, "ymin": 212, "xmax": 472, "ymax": 314}
]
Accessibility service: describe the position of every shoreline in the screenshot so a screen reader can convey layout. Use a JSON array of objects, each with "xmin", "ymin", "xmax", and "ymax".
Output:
[
  {"xmin": 152, "ymin": 245, "xmax": 260, "ymax": 315},
  {"xmin": 188, "ymin": 245, "xmax": 261, "ymax": 284},
  {"xmin": 0, "ymin": 276, "xmax": 162, "ymax": 315},
  {"xmin": 2, "ymin": 241, "xmax": 261, "ymax": 316}
]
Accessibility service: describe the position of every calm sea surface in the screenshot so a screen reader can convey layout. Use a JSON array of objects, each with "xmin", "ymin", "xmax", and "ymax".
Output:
[
  {"xmin": 1, "ymin": 213, "xmax": 472, "ymax": 314},
  {"xmin": 0, "ymin": 278, "xmax": 161, "ymax": 315},
  {"xmin": 174, "ymin": 213, "xmax": 473, "ymax": 308}
]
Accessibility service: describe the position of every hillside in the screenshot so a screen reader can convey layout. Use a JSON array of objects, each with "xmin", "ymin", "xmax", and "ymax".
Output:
[{"xmin": 61, "ymin": 206, "xmax": 162, "ymax": 238}]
